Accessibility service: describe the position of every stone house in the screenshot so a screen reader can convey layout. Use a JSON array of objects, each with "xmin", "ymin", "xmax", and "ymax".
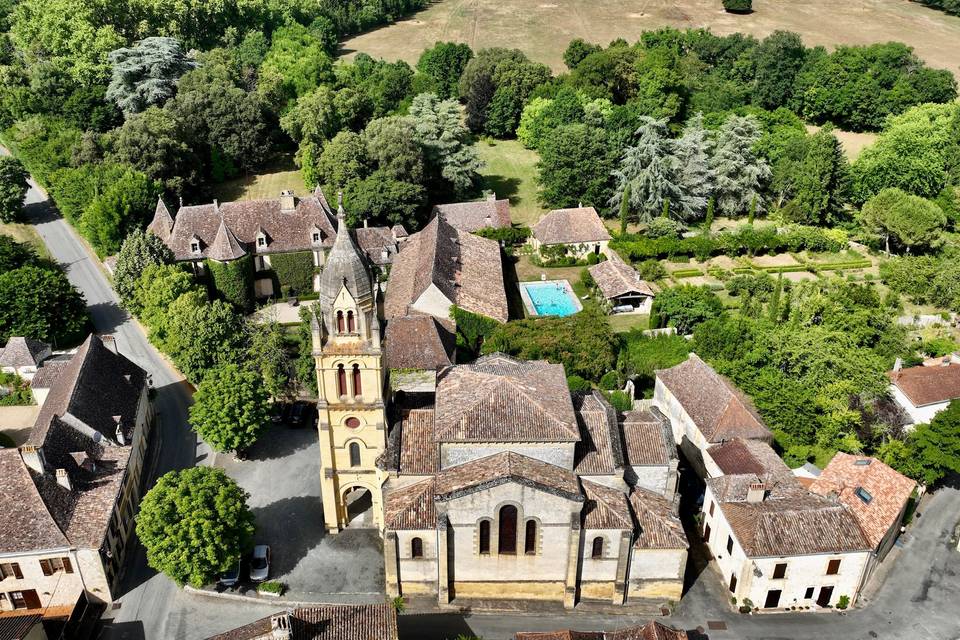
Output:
[
  {"xmin": 379, "ymin": 354, "xmax": 687, "ymax": 609},
  {"xmin": 147, "ymin": 189, "xmax": 402, "ymax": 299},
  {"xmin": 530, "ymin": 206, "xmax": 611, "ymax": 260},
  {"xmin": 515, "ymin": 620, "xmax": 688, "ymax": 639},
  {"xmin": 433, "ymin": 194, "xmax": 512, "ymax": 233},
  {"xmin": 0, "ymin": 337, "xmax": 52, "ymax": 382},
  {"xmin": 205, "ymin": 604, "xmax": 399, "ymax": 640},
  {"xmin": 587, "ymin": 259, "xmax": 656, "ymax": 314},
  {"xmin": 0, "ymin": 335, "xmax": 152, "ymax": 617},
  {"xmin": 384, "ymin": 214, "xmax": 508, "ymax": 324},
  {"xmin": 383, "ymin": 314, "xmax": 456, "ymax": 395},
  {"xmin": 886, "ymin": 357, "xmax": 960, "ymax": 426}
]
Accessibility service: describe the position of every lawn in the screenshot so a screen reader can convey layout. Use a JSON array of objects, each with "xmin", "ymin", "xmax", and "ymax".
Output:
[
  {"xmin": 341, "ymin": 0, "xmax": 960, "ymax": 80},
  {"xmin": 0, "ymin": 220, "xmax": 49, "ymax": 258},
  {"xmin": 210, "ymin": 158, "xmax": 308, "ymax": 203},
  {"xmin": 477, "ymin": 138, "xmax": 545, "ymax": 227}
]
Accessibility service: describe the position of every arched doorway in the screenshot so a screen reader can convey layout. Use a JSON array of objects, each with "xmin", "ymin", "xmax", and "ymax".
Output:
[{"xmin": 342, "ymin": 485, "xmax": 375, "ymax": 528}]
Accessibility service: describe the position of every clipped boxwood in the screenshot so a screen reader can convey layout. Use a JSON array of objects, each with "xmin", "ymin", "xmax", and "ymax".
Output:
[
  {"xmin": 206, "ymin": 255, "xmax": 254, "ymax": 313},
  {"xmin": 257, "ymin": 580, "xmax": 285, "ymax": 596},
  {"xmin": 723, "ymin": 0, "xmax": 752, "ymax": 13},
  {"xmin": 270, "ymin": 251, "xmax": 315, "ymax": 296}
]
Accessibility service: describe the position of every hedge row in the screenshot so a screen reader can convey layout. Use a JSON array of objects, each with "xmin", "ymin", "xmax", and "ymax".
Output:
[
  {"xmin": 207, "ymin": 255, "xmax": 254, "ymax": 313},
  {"xmin": 269, "ymin": 251, "xmax": 315, "ymax": 297},
  {"xmin": 610, "ymin": 225, "xmax": 848, "ymax": 263}
]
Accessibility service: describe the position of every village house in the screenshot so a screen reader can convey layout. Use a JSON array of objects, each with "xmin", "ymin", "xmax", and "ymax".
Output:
[
  {"xmin": 147, "ymin": 188, "xmax": 403, "ymax": 299},
  {"xmin": 384, "ymin": 214, "xmax": 509, "ymax": 324},
  {"xmin": 515, "ymin": 620, "xmax": 688, "ymax": 640},
  {"xmin": 379, "ymin": 354, "xmax": 688, "ymax": 609},
  {"xmin": 588, "ymin": 259, "xmax": 656, "ymax": 314},
  {"xmin": 530, "ymin": 206, "xmax": 611, "ymax": 260},
  {"xmin": 383, "ymin": 314, "xmax": 456, "ymax": 395},
  {"xmin": 0, "ymin": 335, "xmax": 152, "ymax": 619},
  {"xmin": 886, "ymin": 356, "xmax": 960, "ymax": 426},
  {"xmin": 433, "ymin": 194, "xmax": 512, "ymax": 233},
  {"xmin": 205, "ymin": 604, "xmax": 398, "ymax": 640},
  {"xmin": 0, "ymin": 337, "xmax": 52, "ymax": 382}
]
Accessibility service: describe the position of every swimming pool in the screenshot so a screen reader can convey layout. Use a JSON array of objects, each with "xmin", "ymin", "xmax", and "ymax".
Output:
[{"xmin": 519, "ymin": 280, "xmax": 583, "ymax": 317}]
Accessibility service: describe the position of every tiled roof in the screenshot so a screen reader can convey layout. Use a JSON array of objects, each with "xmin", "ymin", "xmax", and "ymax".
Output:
[
  {"xmin": 434, "ymin": 354, "xmax": 579, "ymax": 443},
  {"xmin": 655, "ymin": 354, "xmax": 771, "ymax": 443},
  {"xmin": 433, "ymin": 196, "xmax": 512, "ymax": 232},
  {"xmin": 629, "ymin": 487, "xmax": 688, "ymax": 550},
  {"xmin": 434, "ymin": 452, "xmax": 583, "ymax": 502},
  {"xmin": 147, "ymin": 197, "xmax": 174, "ymax": 241},
  {"xmin": 581, "ymin": 479, "xmax": 632, "ymax": 530},
  {"xmin": 888, "ymin": 363, "xmax": 960, "ymax": 407},
  {"xmin": 809, "ymin": 453, "xmax": 916, "ymax": 551},
  {"xmin": 588, "ymin": 260, "xmax": 655, "ymax": 300},
  {"xmin": 621, "ymin": 409, "xmax": 671, "ymax": 467},
  {"xmin": 398, "ymin": 408, "xmax": 438, "ymax": 475},
  {"xmin": 28, "ymin": 359, "xmax": 69, "ymax": 389},
  {"xmin": 0, "ymin": 449, "xmax": 67, "ymax": 554},
  {"xmin": 208, "ymin": 218, "xmax": 247, "ymax": 261},
  {"xmin": 384, "ymin": 216, "xmax": 508, "ymax": 323},
  {"xmin": 574, "ymin": 392, "xmax": 624, "ymax": 475},
  {"xmin": 384, "ymin": 315, "xmax": 455, "ymax": 371},
  {"xmin": 206, "ymin": 604, "xmax": 399, "ymax": 640},
  {"xmin": 532, "ymin": 207, "xmax": 611, "ymax": 245},
  {"xmin": 515, "ymin": 622, "xmax": 687, "ymax": 640},
  {"xmin": 0, "ymin": 337, "xmax": 50, "ymax": 368},
  {"xmin": 707, "ymin": 438, "xmax": 789, "ymax": 479},
  {"xmin": 354, "ymin": 226, "xmax": 399, "ymax": 266},
  {"xmin": 384, "ymin": 479, "xmax": 437, "ymax": 530}
]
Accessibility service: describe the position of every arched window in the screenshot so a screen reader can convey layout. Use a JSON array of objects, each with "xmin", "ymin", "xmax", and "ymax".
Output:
[
  {"xmin": 349, "ymin": 442, "xmax": 361, "ymax": 467},
  {"xmin": 347, "ymin": 310, "xmax": 356, "ymax": 333},
  {"xmin": 411, "ymin": 537, "xmax": 423, "ymax": 559},
  {"xmin": 498, "ymin": 505, "xmax": 518, "ymax": 555},
  {"xmin": 336, "ymin": 310, "xmax": 344, "ymax": 333},
  {"xmin": 478, "ymin": 520, "xmax": 490, "ymax": 554},
  {"xmin": 352, "ymin": 364, "xmax": 362, "ymax": 397},
  {"xmin": 591, "ymin": 536, "xmax": 604, "ymax": 559},
  {"xmin": 524, "ymin": 520, "xmax": 537, "ymax": 555},
  {"xmin": 337, "ymin": 365, "xmax": 347, "ymax": 397}
]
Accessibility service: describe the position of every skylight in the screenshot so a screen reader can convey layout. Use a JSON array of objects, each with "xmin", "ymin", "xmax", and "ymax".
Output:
[{"xmin": 855, "ymin": 487, "xmax": 873, "ymax": 504}]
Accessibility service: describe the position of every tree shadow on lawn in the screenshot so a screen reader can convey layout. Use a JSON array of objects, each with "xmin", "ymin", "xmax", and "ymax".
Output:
[{"xmin": 482, "ymin": 174, "xmax": 522, "ymax": 205}]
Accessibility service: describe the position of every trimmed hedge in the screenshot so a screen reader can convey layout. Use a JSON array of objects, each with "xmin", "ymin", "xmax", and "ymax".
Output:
[
  {"xmin": 207, "ymin": 255, "xmax": 254, "ymax": 313},
  {"xmin": 475, "ymin": 225, "xmax": 531, "ymax": 246},
  {"xmin": 722, "ymin": 0, "xmax": 752, "ymax": 12},
  {"xmin": 270, "ymin": 251, "xmax": 315, "ymax": 297}
]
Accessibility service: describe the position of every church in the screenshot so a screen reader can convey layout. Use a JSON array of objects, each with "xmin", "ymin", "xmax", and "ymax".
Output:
[{"xmin": 312, "ymin": 201, "xmax": 689, "ymax": 609}]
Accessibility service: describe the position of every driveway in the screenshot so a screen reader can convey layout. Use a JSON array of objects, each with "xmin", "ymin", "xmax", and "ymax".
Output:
[{"xmin": 216, "ymin": 422, "xmax": 385, "ymax": 600}]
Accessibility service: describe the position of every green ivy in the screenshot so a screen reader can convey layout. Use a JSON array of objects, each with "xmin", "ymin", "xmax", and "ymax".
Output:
[
  {"xmin": 206, "ymin": 255, "xmax": 253, "ymax": 313},
  {"xmin": 269, "ymin": 251, "xmax": 315, "ymax": 297}
]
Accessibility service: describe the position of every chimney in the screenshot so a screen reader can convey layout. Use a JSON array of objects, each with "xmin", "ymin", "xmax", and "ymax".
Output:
[
  {"xmin": 20, "ymin": 445, "xmax": 46, "ymax": 474},
  {"xmin": 114, "ymin": 417, "xmax": 126, "ymax": 446},
  {"xmin": 56, "ymin": 468, "xmax": 72, "ymax": 491},
  {"xmin": 942, "ymin": 356, "xmax": 951, "ymax": 367},
  {"xmin": 270, "ymin": 612, "xmax": 292, "ymax": 640},
  {"xmin": 487, "ymin": 192, "xmax": 497, "ymax": 202},
  {"xmin": 178, "ymin": 196, "xmax": 183, "ymax": 209},
  {"xmin": 280, "ymin": 190, "xmax": 296, "ymax": 212},
  {"xmin": 213, "ymin": 199, "xmax": 219, "ymax": 210},
  {"xmin": 893, "ymin": 357, "xmax": 903, "ymax": 380},
  {"xmin": 363, "ymin": 216, "xmax": 368, "ymax": 228},
  {"xmin": 100, "ymin": 335, "xmax": 118, "ymax": 354},
  {"xmin": 746, "ymin": 481, "xmax": 765, "ymax": 503}
]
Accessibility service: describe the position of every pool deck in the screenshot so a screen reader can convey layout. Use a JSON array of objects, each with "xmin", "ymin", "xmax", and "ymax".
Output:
[{"xmin": 519, "ymin": 279, "xmax": 583, "ymax": 318}]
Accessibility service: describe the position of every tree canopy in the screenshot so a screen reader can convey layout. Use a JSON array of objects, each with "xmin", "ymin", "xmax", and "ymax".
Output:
[{"xmin": 189, "ymin": 363, "xmax": 271, "ymax": 453}]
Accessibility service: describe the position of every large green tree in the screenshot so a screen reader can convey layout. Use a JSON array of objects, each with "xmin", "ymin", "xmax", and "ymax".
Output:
[
  {"xmin": 113, "ymin": 229, "xmax": 174, "ymax": 313},
  {"xmin": 133, "ymin": 263, "xmax": 203, "ymax": 347},
  {"xmin": 537, "ymin": 123, "xmax": 615, "ymax": 210},
  {"xmin": 409, "ymin": 93, "xmax": 483, "ymax": 196},
  {"xmin": 908, "ymin": 401, "xmax": 960, "ymax": 486},
  {"xmin": 650, "ymin": 285, "xmax": 725, "ymax": 335},
  {"xmin": 711, "ymin": 115, "xmax": 770, "ymax": 217},
  {"xmin": 858, "ymin": 188, "xmax": 946, "ymax": 254},
  {"xmin": 164, "ymin": 296, "xmax": 245, "ymax": 382},
  {"xmin": 0, "ymin": 265, "xmax": 87, "ymax": 345},
  {"xmin": 190, "ymin": 363, "xmax": 271, "ymax": 453},
  {"xmin": 246, "ymin": 319, "xmax": 294, "ymax": 400},
  {"xmin": 136, "ymin": 467, "xmax": 255, "ymax": 588},
  {"xmin": 106, "ymin": 37, "xmax": 196, "ymax": 115},
  {"xmin": 751, "ymin": 31, "xmax": 806, "ymax": 109},
  {"xmin": 0, "ymin": 236, "xmax": 38, "ymax": 272},
  {"xmin": 782, "ymin": 126, "xmax": 850, "ymax": 225},
  {"xmin": 0, "ymin": 156, "xmax": 29, "ymax": 223},
  {"xmin": 80, "ymin": 169, "xmax": 160, "ymax": 256},
  {"xmin": 107, "ymin": 106, "xmax": 200, "ymax": 193},
  {"xmin": 416, "ymin": 42, "xmax": 473, "ymax": 100}
]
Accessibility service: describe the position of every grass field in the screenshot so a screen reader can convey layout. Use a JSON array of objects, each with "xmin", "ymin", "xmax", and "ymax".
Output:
[
  {"xmin": 211, "ymin": 158, "xmax": 308, "ymax": 203},
  {"xmin": 0, "ymin": 221, "xmax": 49, "ymax": 258},
  {"xmin": 341, "ymin": 0, "xmax": 960, "ymax": 79},
  {"xmin": 477, "ymin": 138, "xmax": 545, "ymax": 227}
]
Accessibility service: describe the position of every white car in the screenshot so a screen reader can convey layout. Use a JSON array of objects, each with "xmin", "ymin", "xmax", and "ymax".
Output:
[{"xmin": 250, "ymin": 545, "xmax": 271, "ymax": 582}]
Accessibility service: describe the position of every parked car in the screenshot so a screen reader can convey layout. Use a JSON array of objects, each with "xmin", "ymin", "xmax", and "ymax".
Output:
[
  {"xmin": 250, "ymin": 545, "xmax": 271, "ymax": 582},
  {"xmin": 271, "ymin": 403, "xmax": 290, "ymax": 424},
  {"xmin": 289, "ymin": 402, "xmax": 308, "ymax": 427},
  {"xmin": 219, "ymin": 558, "xmax": 241, "ymax": 587}
]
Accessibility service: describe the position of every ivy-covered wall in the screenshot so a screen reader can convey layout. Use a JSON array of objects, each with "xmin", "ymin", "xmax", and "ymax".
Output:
[
  {"xmin": 206, "ymin": 254, "xmax": 254, "ymax": 313},
  {"xmin": 270, "ymin": 251, "xmax": 316, "ymax": 296}
]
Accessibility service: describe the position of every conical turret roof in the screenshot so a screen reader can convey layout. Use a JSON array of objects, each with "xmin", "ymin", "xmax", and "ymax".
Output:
[
  {"xmin": 207, "ymin": 218, "xmax": 247, "ymax": 261},
  {"xmin": 147, "ymin": 196, "xmax": 175, "ymax": 241},
  {"xmin": 320, "ymin": 196, "xmax": 373, "ymax": 329}
]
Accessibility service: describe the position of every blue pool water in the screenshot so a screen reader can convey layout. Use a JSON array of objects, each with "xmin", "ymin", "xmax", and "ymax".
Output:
[{"xmin": 521, "ymin": 281, "xmax": 581, "ymax": 317}]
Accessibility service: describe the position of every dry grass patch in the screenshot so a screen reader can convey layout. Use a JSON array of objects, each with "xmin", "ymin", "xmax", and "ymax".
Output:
[{"xmin": 0, "ymin": 221, "xmax": 49, "ymax": 258}]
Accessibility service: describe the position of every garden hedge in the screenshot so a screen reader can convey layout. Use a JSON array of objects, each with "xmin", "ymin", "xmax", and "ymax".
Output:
[
  {"xmin": 269, "ymin": 251, "xmax": 315, "ymax": 297},
  {"xmin": 206, "ymin": 255, "xmax": 254, "ymax": 313}
]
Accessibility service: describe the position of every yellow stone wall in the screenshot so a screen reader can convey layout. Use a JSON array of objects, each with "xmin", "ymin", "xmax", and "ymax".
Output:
[
  {"xmin": 628, "ymin": 580, "xmax": 684, "ymax": 601},
  {"xmin": 579, "ymin": 581, "xmax": 617, "ymax": 601},
  {"xmin": 452, "ymin": 581, "xmax": 566, "ymax": 601},
  {"xmin": 399, "ymin": 581, "xmax": 437, "ymax": 596}
]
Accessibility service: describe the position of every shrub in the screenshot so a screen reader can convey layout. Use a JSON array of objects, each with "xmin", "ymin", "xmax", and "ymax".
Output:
[
  {"xmin": 836, "ymin": 595, "xmax": 850, "ymax": 610},
  {"xmin": 566, "ymin": 375, "xmax": 592, "ymax": 392},
  {"xmin": 650, "ymin": 285, "xmax": 725, "ymax": 334},
  {"xmin": 637, "ymin": 259, "xmax": 667, "ymax": 281},
  {"xmin": 604, "ymin": 390, "xmax": 633, "ymax": 412},
  {"xmin": 207, "ymin": 255, "xmax": 254, "ymax": 313},
  {"xmin": 723, "ymin": 0, "xmax": 752, "ymax": 12},
  {"xmin": 257, "ymin": 581, "xmax": 285, "ymax": 595},
  {"xmin": 451, "ymin": 305, "xmax": 501, "ymax": 361},
  {"xmin": 269, "ymin": 251, "xmax": 315, "ymax": 296},
  {"xmin": 599, "ymin": 370, "xmax": 620, "ymax": 390},
  {"xmin": 475, "ymin": 225, "xmax": 531, "ymax": 246}
]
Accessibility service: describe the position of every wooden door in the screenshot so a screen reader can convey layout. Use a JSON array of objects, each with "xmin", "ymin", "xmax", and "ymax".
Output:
[
  {"xmin": 22, "ymin": 590, "xmax": 41, "ymax": 609},
  {"xmin": 764, "ymin": 589, "xmax": 782, "ymax": 608},
  {"xmin": 817, "ymin": 586, "xmax": 834, "ymax": 607}
]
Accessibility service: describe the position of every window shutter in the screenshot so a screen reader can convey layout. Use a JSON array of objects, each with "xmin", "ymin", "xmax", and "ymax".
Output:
[
  {"xmin": 39, "ymin": 560, "xmax": 52, "ymax": 576},
  {"xmin": 13, "ymin": 563, "xmax": 23, "ymax": 579},
  {"xmin": 62, "ymin": 558, "xmax": 73, "ymax": 574}
]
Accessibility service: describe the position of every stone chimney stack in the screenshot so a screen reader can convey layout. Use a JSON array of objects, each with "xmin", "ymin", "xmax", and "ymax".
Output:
[
  {"xmin": 55, "ymin": 468, "xmax": 72, "ymax": 491},
  {"xmin": 280, "ymin": 190, "xmax": 296, "ymax": 212},
  {"xmin": 100, "ymin": 335, "xmax": 118, "ymax": 354},
  {"xmin": 893, "ymin": 357, "xmax": 903, "ymax": 380},
  {"xmin": 270, "ymin": 612, "xmax": 292, "ymax": 640},
  {"xmin": 746, "ymin": 481, "xmax": 766, "ymax": 503}
]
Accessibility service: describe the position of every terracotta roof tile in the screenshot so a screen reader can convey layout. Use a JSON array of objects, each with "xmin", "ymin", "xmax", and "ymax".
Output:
[
  {"xmin": 353, "ymin": 226, "xmax": 399, "ymax": 266},
  {"xmin": 655, "ymin": 354, "xmax": 771, "ymax": 443},
  {"xmin": 588, "ymin": 260, "xmax": 655, "ymax": 300},
  {"xmin": 435, "ymin": 452, "xmax": 583, "ymax": 502},
  {"xmin": 384, "ymin": 315, "xmax": 455, "ymax": 371},
  {"xmin": 398, "ymin": 409, "xmax": 438, "ymax": 475},
  {"xmin": 206, "ymin": 604, "xmax": 398, "ymax": 640},
  {"xmin": 581, "ymin": 479, "xmax": 632, "ymax": 530},
  {"xmin": 384, "ymin": 479, "xmax": 437, "ymax": 530},
  {"xmin": 629, "ymin": 487, "xmax": 688, "ymax": 550},
  {"xmin": 0, "ymin": 449, "xmax": 67, "ymax": 553},
  {"xmin": 707, "ymin": 438, "xmax": 789, "ymax": 479},
  {"xmin": 0, "ymin": 337, "xmax": 50, "ymax": 368},
  {"xmin": 809, "ymin": 453, "xmax": 916, "ymax": 550},
  {"xmin": 888, "ymin": 363, "xmax": 960, "ymax": 407},
  {"xmin": 574, "ymin": 392, "xmax": 623, "ymax": 475},
  {"xmin": 621, "ymin": 409, "xmax": 671, "ymax": 467},
  {"xmin": 433, "ymin": 196, "xmax": 512, "ymax": 232},
  {"xmin": 434, "ymin": 354, "xmax": 579, "ymax": 443},
  {"xmin": 532, "ymin": 207, "xmax": 611, "ymax": 245}
]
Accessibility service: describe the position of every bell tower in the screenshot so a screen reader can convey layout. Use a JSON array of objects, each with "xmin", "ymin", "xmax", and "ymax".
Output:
[{"xmin": 313, "ymin": 195, "xmax": 388, "ymax": 534}]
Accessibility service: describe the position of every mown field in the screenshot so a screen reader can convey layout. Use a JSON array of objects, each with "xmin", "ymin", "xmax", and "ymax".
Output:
[{"xmin": 341, "ymin": 0, "xmax": 960, "ymax": 78}]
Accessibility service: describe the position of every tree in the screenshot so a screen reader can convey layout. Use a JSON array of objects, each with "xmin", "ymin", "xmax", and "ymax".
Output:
[
  {"xmin": 280, "ymin": 85, "xmax": 340, "ymax": 149},
  {"xmin": 675, "ymin": 113, "xmax": 716, "ymax": 220},
  {"xmin": 459, "ymin": 48, "xmax": 530, "ymax": 133},
  {"xmin": 164, "ymin": 297, "xmax": 245, "ymax": 382},
  {"xmin": 363, "ymin": 116, "xmax": 426, "ymax": 185},
  {"xmin": 537, "ymin": 124, "xmax": 615, "ymax": 210},
  {"xmin": 784, "ymin": 126, "xmax": 850, "ymax": 225},
  {"xmin": 610, "ymin": 117, "xmax": 692, "ymax": 223},
  {"xmin": 0, "ymin": 156, "xmax": 29, "ymax": 223},
  {"xmin": 409, "ymin": 93, "xmax": 484, "ymax": 196},
  {"xmin": 908, "ymin": 400, "xmax": 960, "ymax": 486},
  {"xmin": 190, "ymin": 363, "xmax": 271, "ymax": 453},
  {"xmin": 313, "ymin": 131, "xmax": 372, "ymax": 192},
  {"xmin": 136, "ymin": 467, "xmax": 255, "ymax": 588},
  {"xmin": 259, "ymin": 23, "xmax": 334, "ymax": 106},
  {"xmin": 106, "ymin": 37, "xmax": 196, "ymax": 115},
  {"xmin": 712, "ymin": 115, "xmax": 771, "ymax": 217},
  {"xmin": 417, "ymin": 42, "xmax": 473, "ymax": 100},
  {"xmin": 0, "ymin": 236, "xmax": 38, "ymax": 272},
  {"xmin": 0, "ymin": 265, "xmax": 87, "ymax": 345},
  {"xmin": 722, "ymin": 0, "xmax": 752, "ymax": 12},
  {"xmin": 108, "ymin": 106, "xmax": 200, "ymax": 193},
  {"xmin": 649, "ymin": 285, "xmax": 724, "ymax": 334},
  {"xmin": 563, "ymin": 38, "xmax": 602, "ymax": 70},
  {"xmin": 751, "ymin": 31, "xmax": 805, "ymax": 109},
  {"xmin": 114, "ymin": 229, "xmax": 173, "ymax": 313},
  {"xmin": 133, "ymin": 263, "xmax": 202, "ymax": 348},
  {"xmin": 344, "ymin": 171, "xmax": 427, "ymax": 229},
  {"xmin": 858, "ymin": 188, "xmax": 946, "ymax": 254},
  {"xmin": 247, "ymin": 319, "xmax": 294, "ymax": 400},
  {"xmin": 80, "ymin": 169, "xmax": 160, "ymax": 256},
  {"xmin": 484, "ymin": 58, "xmax": 552, "ymax": 137},
  {"xmin": 618, "ymin": 331, "xmax": 692, "ymax": 390}
]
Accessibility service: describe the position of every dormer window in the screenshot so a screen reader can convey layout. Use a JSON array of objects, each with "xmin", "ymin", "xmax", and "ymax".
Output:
[
  {"xmin": 190, "ymin": 241, "xmax": 200, "ymax": 253},
  {"xmin": 312, "ymin": 232, "xmax": 320, "ymax": 243},
  {"xmin": 257, "ymin": 237, "xmax": 266, "ymax": 247}
]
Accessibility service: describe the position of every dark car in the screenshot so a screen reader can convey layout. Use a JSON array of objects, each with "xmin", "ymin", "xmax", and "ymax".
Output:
[
  {"xmin": 289, "ymin": 402, "xmax": 307, "ymax": 427},
  {"xmin": 218, "ymin": 558, "xmax": 241, "ymax": 587}
]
